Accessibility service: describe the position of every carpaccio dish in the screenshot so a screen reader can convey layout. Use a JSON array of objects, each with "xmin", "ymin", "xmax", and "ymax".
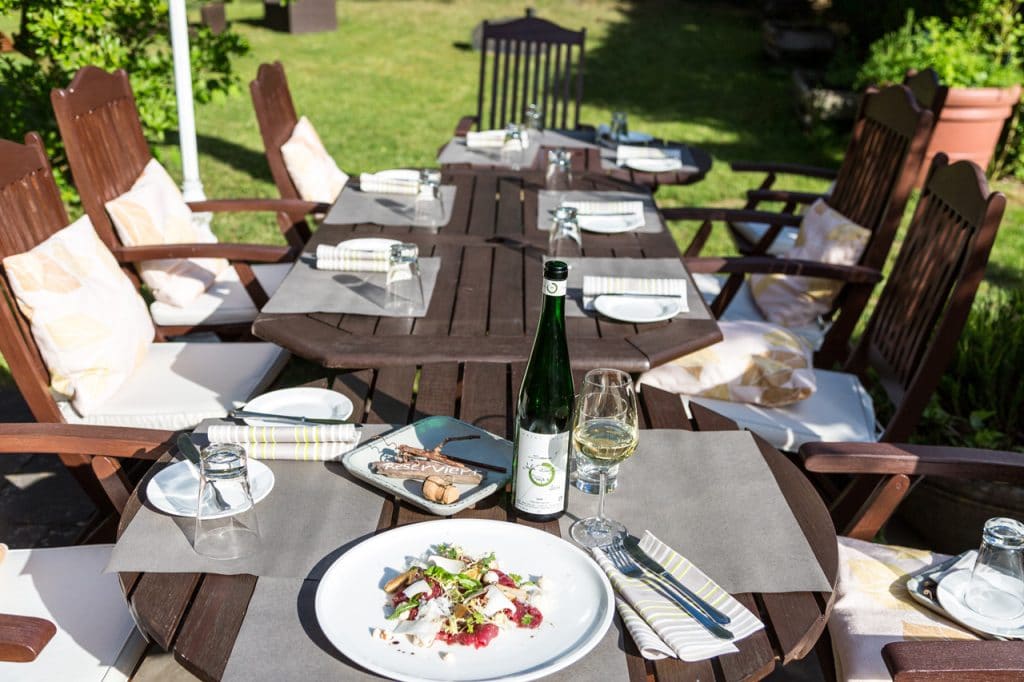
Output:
[{"xmin": 374, "ymin": 543, "xmax": 546, "ymax": 650}]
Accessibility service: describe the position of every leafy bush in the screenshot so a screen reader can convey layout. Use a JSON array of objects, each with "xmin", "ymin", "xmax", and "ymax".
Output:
[
  {"xmin": 0, "ymin": 0, "xmax": 249, "ymax": 200},
  {"xmin": 914, "ymin": 287, "xmax": 1024, "ymax": 452}
]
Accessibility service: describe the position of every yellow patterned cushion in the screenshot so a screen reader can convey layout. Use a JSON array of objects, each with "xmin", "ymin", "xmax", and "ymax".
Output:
[
  {"xmin": 2, "ymin": 216, "xmax": 154, "ymax": 415},
  {"xmin": 750, "ymin": 199, "xmax": 870, "ymax": 327},
  {"xmin": 637, "ymin": 320, "xmax": 816, "ymax": 407},
  {"xmin": 281, "ymin": 116, "xmax": 349, "ymax": 203},
  {"xmin": 831, "ymin": 536, "xmax": 977, "ymax": 682},
  {"xmin": 105, "ymin": 158, "xmax": 230, "ymax": 307}
]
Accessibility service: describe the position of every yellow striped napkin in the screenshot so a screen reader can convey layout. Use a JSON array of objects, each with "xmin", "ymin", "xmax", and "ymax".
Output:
[
  {"xmin": 595, "ymin": 531, "xmax": 764, "ymax": 661},
  {"xmin": 315, "ymin": 243, "xmax": 390, "ymax": 272},
  {"xmin": 465, "ymin": 129, "xmax": 531, "ymax": 150},
  {"xmin": 581, "ymin": 276, "xmax": 688, "ymax": 311},
  {"xmin": 358, "ymin": 172, "xmax": 420, "ymax": 195},
  {"xmin": 206, "ymin": 424, "xmax": 361, "ymax": 461}
]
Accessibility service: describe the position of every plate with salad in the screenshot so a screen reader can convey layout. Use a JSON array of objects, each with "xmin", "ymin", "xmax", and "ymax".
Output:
[{"xmin": 314, "ymin": 518, "xmax": 614, "ymax": 681}]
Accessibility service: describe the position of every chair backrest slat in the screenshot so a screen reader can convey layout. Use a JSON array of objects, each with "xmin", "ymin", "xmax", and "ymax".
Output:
[
  {"xmin": 250, "ymin": 61, "xmax": 301, "ymax": 201},
  {"xmin": 476, "ymin": 14, "xmax": 585, "ymax": 130},
  {"xmin": 903, "ymin": 67, "xmax": 948, "ymax": 118},
  {"xmin": 50, "ymin": 67, "xmax": 152, "ymax": 250}
]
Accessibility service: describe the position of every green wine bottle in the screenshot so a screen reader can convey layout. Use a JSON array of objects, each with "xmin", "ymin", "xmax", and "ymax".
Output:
[{"xmin": 511, "ymin": 260, "xmax": 574, "ymax": 522}]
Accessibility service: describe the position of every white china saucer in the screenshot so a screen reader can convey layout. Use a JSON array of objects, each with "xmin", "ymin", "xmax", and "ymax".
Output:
[
  {"xmin": 593, "ymin": 295, "xmax": 682, "ymax": 323},
  {"xmin": 146, "ymin": 459, "xmax": 274, "ymax": 519},
  {"xmin": 578, "ymin": 214, "xmax": 644, "ymax": 234},
  {"xmin": 936, "ymin": 568, "xmax": 1024, "ymax": 638},
  {"xmin": 242, "ymin": 387, "xmax": 354, "ymax": 427}
]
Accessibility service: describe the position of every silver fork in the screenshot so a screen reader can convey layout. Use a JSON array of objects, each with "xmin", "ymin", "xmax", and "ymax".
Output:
[{"xmin": 602, "ymin": 540, "xmax": 733, "ymax": 640}]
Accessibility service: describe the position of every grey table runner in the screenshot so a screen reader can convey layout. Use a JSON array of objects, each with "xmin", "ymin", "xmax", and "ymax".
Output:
[
  {"xmin": 537, "ymin": 190, "xmax": 663, "ymax": 234},
  {"xmin": 559, "ymin": 430, "xmax": 832, "ymax": 594},
  {"xmin": 261, "ymin": 256, "xmax": 441, "ymax": 318},
  {"xmin": 322, "ymin": 184, "xmax": 457, "ymax": 228},
  {"xmin": 556, "ymin": 257, "xmax": 711, "ymax": 320},
  {"xmin": 107, "ymin": 424, "xmax": 396, "ymax": 578},
  {"xmin": 222, "ymin": 577, "xmax": 630, "ymax": 682},
  {"xmin": 599, "ymin": 143, "xmax": 698, "ymax": 172}
]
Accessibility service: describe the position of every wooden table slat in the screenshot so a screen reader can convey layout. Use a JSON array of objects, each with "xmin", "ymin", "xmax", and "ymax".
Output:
[
  {"xmin": 128, "ymin": 572, "xmax": 201, "ymax": 650},
  {"xmin": 173, "ymin": 574, "xmax": 258, "ymax": 682}
]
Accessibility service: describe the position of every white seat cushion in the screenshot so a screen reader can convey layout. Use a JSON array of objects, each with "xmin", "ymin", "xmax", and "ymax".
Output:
[
  {"xmin": 684, "ymin": 368, "xmax": 878, "ymax": 451},
  {"xmin": 732, "ymin": 221, "xmax": 798, "ymax": 255},
  {"xmin": 830, "ymin": 537, "xmax": 976, "ymax": 682},
  {"xmin": 0, "ymin": 544, "xmax": 147, "ymax": 682},
  {"xmin": 58, "ymin": 342, "xmax": 289, "ymax": 430},
  {"xmin": 149, "ymin": 262, "xmax": 292, "ymax": 326}
]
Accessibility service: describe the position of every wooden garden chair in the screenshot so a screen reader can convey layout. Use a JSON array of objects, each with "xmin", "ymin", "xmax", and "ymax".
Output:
[
  {"xmin": 0, "ymin": 423, "xmax": 174, "ymax": 681},
  {"xmin": 50, "ymin": 66, "xmax": 317, "ymax": 337},
  {"xmin": 454, "ymin": 10, "xmax": 586, "ymax": 136},
  {"xmin": 903, "ymin": 67, "xmax": 948, "ymax": 120},
  {"xmin": 667, "ymin": 154, "xmax": 1004, "ymax": 453},
  {"xmin": 0, "ymin": 133, "xmax": 288, "ymax": 507}
]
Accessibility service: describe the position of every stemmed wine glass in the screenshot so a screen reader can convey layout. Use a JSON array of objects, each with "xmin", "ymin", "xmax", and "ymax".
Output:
[{"xmin": 569, "ymin": 368, "xmax": 639, "ymax": 548}]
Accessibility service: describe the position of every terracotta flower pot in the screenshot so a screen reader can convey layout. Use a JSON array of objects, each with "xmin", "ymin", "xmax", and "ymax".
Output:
[{"xmin": 917, "ymin": 83, "xmax": 1022, "ymax": 184}]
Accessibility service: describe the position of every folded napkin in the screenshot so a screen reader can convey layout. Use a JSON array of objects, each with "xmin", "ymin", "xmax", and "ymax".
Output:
[
  {"xmin": 563, "ymin": 200, "xmax": 646, "ymax": 230},
  {"xmin": 581, "ymin": 276, "xmax": 688, "ymax": 311},
  {"xmin": 315, "ymin": 242, "xmax": 390, "ymax": 272},
  {"xmin": 465, "ymin": 129, "xmax": 531, "ymax": 150},
  {"xmin": 595, "ymin": 531, "xmax": 764, "ymax": 661},
  {"xmin": 206, "ymin": 424, "xmax": 361, "ymax": 461},
  {"xmin": 615, "ymin": 145, "xmax": 683, "ymax": 164},
  {"xmin": 358, "ymin": 172, "xmax": 420, "ymax": 195}
]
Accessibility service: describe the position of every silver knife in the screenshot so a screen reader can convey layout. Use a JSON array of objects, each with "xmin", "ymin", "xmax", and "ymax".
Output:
[
  {"xmin": 623, "ymin": 537, "xmax": 733, "ymax": 625},
  {"xmin": 229, "ymin": 409, "xmax": 353, "ymax": 426}
]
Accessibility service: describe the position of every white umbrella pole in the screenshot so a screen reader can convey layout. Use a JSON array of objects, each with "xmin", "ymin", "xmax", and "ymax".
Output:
[{"xmin": 168, "ymin": 0, "xmax": 206, "ymax": 201}]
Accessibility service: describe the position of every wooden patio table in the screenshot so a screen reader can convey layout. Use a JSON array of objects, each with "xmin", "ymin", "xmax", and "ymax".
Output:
[
  {"xmin": 117, "ymin": 363, "xmax": 838, "ymax": 682},
  {"xmin": 252, "ymin": 169, "xmax": 722, "ymax": 371}
]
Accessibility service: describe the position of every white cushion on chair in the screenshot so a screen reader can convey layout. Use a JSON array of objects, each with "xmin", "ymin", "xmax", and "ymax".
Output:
[
  {"xmin": 732, "ymin": 221, "xmax": 798, "ymax": 255},
  {"xmin": 58, "ymin": 342, "xmax": 289, "ymax": 430},
  {"xmin": 684, "ymin": 368, "xmax": 878, "ymax": 451},
  {"xmin": 0, "ymin": 544, "xmax": 147, "ymax": 682},
  {"xmin": 149, "ymin": 262, "xmax": 291, "ymax": 326},
  {"xmin": 830, "ymin": 536, "xmax": 976, "ymax": 682}
]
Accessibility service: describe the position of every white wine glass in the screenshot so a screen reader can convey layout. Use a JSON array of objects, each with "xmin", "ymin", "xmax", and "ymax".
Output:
[{"xmin": 569, "ymin": 368, "xmax": 639, "ymax": 548}]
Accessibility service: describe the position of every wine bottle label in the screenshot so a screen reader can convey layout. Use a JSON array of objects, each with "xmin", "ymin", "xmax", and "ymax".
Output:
[
  {"xmin": 513, "ymin": 427, "xmax": 569, "ymax": 515},
  {"xmin": 543, "ymin": 277, "xmax": 566, "ymax": 297}
]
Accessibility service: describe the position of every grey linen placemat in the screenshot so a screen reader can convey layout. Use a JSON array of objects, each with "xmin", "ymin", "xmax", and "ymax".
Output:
[
  {"xmin": 222, "ymin": 577, "xmax": 630, "ymax": 681},
  {"xmin": 599, "ymin": 143, "xmax": 698, "ymax": 172},
  {"xmin": 559, "ymin": 430, "xmax": 832, "ymax": 594},
  {"xmin": 556, "ymin": 257, "xmax": 711, "ymax": 320},
  {"xmin": 261, "ymin": 256, "xmax": 441, "ymax": 318},
  {"xmin": 437, "ymin": 136, "xmax": 542, "ymax": 168},
  {"xmin": 322, "ymin": 184, "xmax": 457, "ymax": 228},
  {"xmin": 537, "ymin": 190, "xmax": 663, "ymax": 234},
  {"xmin": 106, "ymin": 424, "xmax": 396, "ymax": 579}
]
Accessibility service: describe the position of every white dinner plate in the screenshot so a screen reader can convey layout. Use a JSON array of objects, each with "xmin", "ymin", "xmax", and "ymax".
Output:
[
  {"xmin": 936, "ymin": 568, "xmax": 1024, "ymax": 638},
  {"xmin": 578, "ymin": 214, "xmax": 644, "ymax": 234},
  {"xmin": 372, "ymin": 169, "xmax": 421, "ymax": 183},
  {"xmin": 594, "ymin": 295, "xmax": 682, "ymax": 323},
  {"xmin": 624, "ymin": 157, "xmax": 685, "ymax": 173},
  {"xmin": 613, "ymin": 131, "xmax": 655, "ymax": 144},
  {"xmin": 146, "ymin": 459, "xmax": 274, "ymax": 519},
  {"xmin": 315, "ymin": 519, "xmax": 614, "ymax": 682},
  {"xmin": 242, "ymin": 387, "xmax": 354, "ymax": 427}
]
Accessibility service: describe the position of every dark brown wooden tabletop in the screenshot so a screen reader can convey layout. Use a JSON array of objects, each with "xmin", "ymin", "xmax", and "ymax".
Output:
[
  {"xmin": 117, "ymin": 363, "xmax": 838, "ymax": 682},
  {"xmin": 252, "ymin": 170, "xmax": 722, "ymax": 371}
]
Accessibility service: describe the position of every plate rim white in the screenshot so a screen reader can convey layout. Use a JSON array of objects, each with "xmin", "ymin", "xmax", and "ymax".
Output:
[
  {"xmin": 334, "ymin": 237, "xmax": 402, "ymax": 253},
  {"xmin": 624, "ymin": 157, "xmax": 685, "ymax": 173},
  {"xmin": 577, "ymin": 214, "xmax": 643, "ymax": 234},
  {"xmin": 242, "ymin": 387, "xmax": 354, "ymax": 427},
  {"xmin": 313, "ymin": 518, "xmax": 615, "ymax": 682},
  {"xmin": 936, "ymin": 567, "xmax": 1024, "ymax": 636},
  {"xmin": 145, "ymin": 458, "xmax": 275, "ymax": 519},
  {"xmin": 593, "ymin": 294, "xmax": 682, "ymax": 323}
]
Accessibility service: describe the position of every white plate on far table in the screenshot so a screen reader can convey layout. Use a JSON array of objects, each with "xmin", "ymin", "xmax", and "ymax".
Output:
[
  {"xmin": 936, "ymin": 568, "xmax": 1024, "ymax": 638},
  {"xmin": 333, "ymin": 237, "xmax": 401, "ymax": 255},
  {"xmin": 314, "ymin": 518, "xmax": 615, "ymax": 682},
  {"xmin": 371, "ymin": 169, "xmax": 421, "ymax": 183},
  {"xmin": 242, "ymin": 387, "xmax": 354, "ymax": 427},
  {"xmin": 623, "ymin": 157, "xmax": 685, "ymax": 173},
  {"xmin": 594, "ymin": 294, "xmax": 683, "ymax": 323},
  {"xmin": 577, "ymin": 213, "xmax": 644, "ymax": 234},
  {"xmin": 146, "ymin": 459, "xmax": 275, "ymax": 519},
  {"xmin": 612, "ymin": 131, "xmax": 655, "ymax": 144}
]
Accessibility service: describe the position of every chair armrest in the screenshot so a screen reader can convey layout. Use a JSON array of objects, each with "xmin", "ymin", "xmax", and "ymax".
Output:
[
  {"xmin": 685, "ymin": 256, "xmax": 883, "ymax": 284},
  {"xmin": 0, "ymin": 424, "xmax": 174, "ymax": 459},
  {"xmin": 111, "ymin": 243, "xmax": 297, "ymax": 263},
  {"xmin": 0, "ymin": 614, "xmax": 56, "ymax": 662},
  {"xmin": 746, "ymin": 189, "xmax": 827, "ymax": 206},
  {"xmin": 454, "ymin": 115, "xmax": 478, "ymax": 137},
  {"xmin": 730, "ymin": 160, "xmax": 838, "ymax": 180},
  {"xmin": 800, "ymin": 442, "xmax": 1024, "ymax": 482},
  {"xmin": 661, "ymin": 206, "xmax": 804, "ymax": 227},
  {"xmin": 883, "ymin": 640, "xmax": 1024, "ymax": 680},
  {"xmin": 187, "ymin": 198, "xmax": 326, "ymax": 215}
]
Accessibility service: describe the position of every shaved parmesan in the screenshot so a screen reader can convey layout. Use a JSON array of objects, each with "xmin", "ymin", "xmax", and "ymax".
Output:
[
  {"xmin": 403, "ymin": 580, "xmax": 431, "ymax": 598},
  {"xmin": 429, "ymin": 555, "xmax": 467, "ymax": 574},
  {"xmin": 481, "ymin": 585, "xmax": 516, "ymax": 617}
]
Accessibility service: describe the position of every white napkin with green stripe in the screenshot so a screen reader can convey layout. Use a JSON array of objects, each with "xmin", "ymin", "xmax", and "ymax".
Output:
[
  {"xmin": 206, "ymin": 424, "xmax": 361, "ymax": 461},
  {"xmin": 315, "ymin": 242, "xmax": 390, "ymax": 272},
  {"xmin": 595, "ymin": 531, "xmax": 764, "ymax": 661},
  {"xmin": 581, "ymin": 276, "xmax": 687, "ymax": 311},
  {"xmin": 358, "ymin": 172, "xmax": 420, "ymax": 195}
]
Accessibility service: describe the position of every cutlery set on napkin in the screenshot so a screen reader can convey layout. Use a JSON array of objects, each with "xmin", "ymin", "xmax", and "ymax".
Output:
[
  {"xmin": 314, "ymin": 242, "xmax": 390, "ymax": 272},
  {"xmin": 207, "ymin": 422, "xmax": 363, "ymax": 461},
  {"xmin": 465, "ymin": 129, "xmax": 531, "ymax": 150},
  {"xmin": 358, "ymin": 171, "xmax": 421, "ymax": 195},
  {"xmin": 615, "ymin": 145, "xmax": 697, "ymax": 172},
  {"xmin": 581, "ymin": 275, "xmax": 688, "ymax": 310},
  {"xmin": 562, "ymin": 199, "xmax": 646, "ymax": 232}
]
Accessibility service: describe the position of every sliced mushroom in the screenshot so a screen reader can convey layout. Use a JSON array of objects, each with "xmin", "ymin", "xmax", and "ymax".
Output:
[{"xmin": 384, "ymin": 567, "xmax": 419, "ymax": 594}]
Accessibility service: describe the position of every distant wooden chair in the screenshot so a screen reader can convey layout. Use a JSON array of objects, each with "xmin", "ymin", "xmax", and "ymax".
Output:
[
  {"xmin": 676, "ymin": 84, "xmax": 934, "ymax": 365},
  {"xmin": 659, "ymin": 154, "xmax": 1004, "ymax": 453},
  {"xmin": 903, "ymin": 67, "xmax": 948, "ymax": 119},
  {"xmin": 0, "ymin": 424, "xmax": 174, "ymax": 681},
  {"xmin": 454, "ymin": 11, "xmax": 586, "ymax": 135},
  {"xmin": 0, "ymin": 133, "xmax": 288, "ymax": 506},
  {"xmin": 51, "ymin": 66, "xmax": 316, "ymax": 337},
  {"xmin": 250, "ymin": 61, "xmax": 305, "ymax": 204}
]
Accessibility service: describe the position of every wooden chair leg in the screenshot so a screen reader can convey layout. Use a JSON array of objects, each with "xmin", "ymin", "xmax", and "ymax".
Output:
[{"xmin": 91, "ymin": 456, "xmax": 134, "ymax": 516}]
